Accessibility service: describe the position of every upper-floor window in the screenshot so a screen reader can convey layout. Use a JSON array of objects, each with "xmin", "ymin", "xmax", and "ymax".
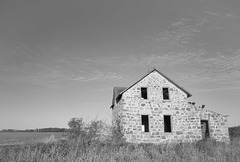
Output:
[
  {"xmin": 141, "ymin": 87, "xmax": 148, "ymax": 99},
  {"xmin": 163, "ymin": 87, "xmax": 169, "ymax": 100}
]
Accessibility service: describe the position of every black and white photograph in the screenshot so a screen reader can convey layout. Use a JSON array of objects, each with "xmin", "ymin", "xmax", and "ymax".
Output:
[{"xmin": 0, "ymin": 0, "xmax": 240, "ymax": 161}]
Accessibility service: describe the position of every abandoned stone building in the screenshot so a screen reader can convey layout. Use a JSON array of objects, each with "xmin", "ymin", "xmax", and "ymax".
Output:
[{"xmin": 110, "ymin": 68, "xmax": 230, "ymax": 143}]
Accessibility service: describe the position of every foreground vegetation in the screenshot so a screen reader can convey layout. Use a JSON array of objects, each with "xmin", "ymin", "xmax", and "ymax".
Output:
[
  {"xmin": 0, "ymin": 118, "xmax": 240, "ymax": 162},
  {"xmin": 1, "ymin": 138, "xmax": 240, "ymax": 162},
  {"xmin": 229, "ymin": 125, "xmax": 240, "ymax": 140}
]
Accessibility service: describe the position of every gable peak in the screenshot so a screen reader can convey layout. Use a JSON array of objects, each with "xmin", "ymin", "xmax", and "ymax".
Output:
[{"xmin": 122, "ymin": 68, "xmax": 192, "ymax": 98}]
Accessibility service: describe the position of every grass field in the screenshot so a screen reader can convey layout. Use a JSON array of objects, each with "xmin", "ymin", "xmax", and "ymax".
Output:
[
  {"xmin": 0, "ymin": 137, "xmax": 240, "ymax": 162},
  {"xmin": 1, "ymin": 119, "xmax": 240, "ymax": 162},
  {"xmin": 0, "ymin": 132, "xmax": 64, "ymax": 146}
]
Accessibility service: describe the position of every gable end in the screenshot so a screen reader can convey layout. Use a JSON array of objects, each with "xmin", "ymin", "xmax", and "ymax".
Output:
[{"xmin": 113, "ymin": 68, "xmax": 192, "ymax": 106}]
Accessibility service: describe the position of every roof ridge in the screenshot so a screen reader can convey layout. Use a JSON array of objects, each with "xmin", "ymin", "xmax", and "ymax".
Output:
[
  {"xmin": 111, "ymin": 68, "xmax": 192, "ymax": 108},
  {"xmin": 119, "ymin": 68, "xmax": 192, "ymax": 97}
]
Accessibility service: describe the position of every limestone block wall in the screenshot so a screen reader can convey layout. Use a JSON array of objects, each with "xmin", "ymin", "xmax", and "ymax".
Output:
[
  {"xmin": 198, "ymin": 108, "xmax": 230, "ymax": 142},
  {"xmin": 112, "ymin": 99, "xmax": 124, "ymax": 127},
  {"xmin": 112, "ymin": 71, "xmax": 230, "ymax": 143}
]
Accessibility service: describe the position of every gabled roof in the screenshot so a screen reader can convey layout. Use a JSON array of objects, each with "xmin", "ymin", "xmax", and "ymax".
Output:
[{"xmin": 110, "ymin": 68, "xmax": 192, "ymax": 109}]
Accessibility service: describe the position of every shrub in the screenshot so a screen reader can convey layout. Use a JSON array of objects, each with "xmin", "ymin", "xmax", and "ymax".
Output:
[
  {"xmin": 229, "ymin": 126, "xmax": 240, "ymax": 140},
  {"xmin": 110, "ymin": 118, "xmax": 126, "ymax": 145},
  {"xmin": 67, "ymin": 117, "xmax": 86, "ymax": 139},
  {"xmin": 67, "ymin": 117, "xmax": 106, "ymax": 150}
]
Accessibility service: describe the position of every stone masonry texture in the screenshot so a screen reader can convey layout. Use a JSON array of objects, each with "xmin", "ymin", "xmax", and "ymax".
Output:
[{"xmin": 112, "ymin": 70, "xmax": 230, "ymax": 143}]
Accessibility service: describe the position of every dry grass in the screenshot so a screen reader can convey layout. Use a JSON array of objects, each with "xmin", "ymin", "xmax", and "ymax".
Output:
[
  {"xmin": 0, "ymin": 132, "xmax": 64, "ymax": 146},
  {"xmin": 1, "ymin": 119, "xmax": 239, "ymax": 162},
  {"xmin": 0, "ymin": 137, "xmax": 240, "ymax": 162}
]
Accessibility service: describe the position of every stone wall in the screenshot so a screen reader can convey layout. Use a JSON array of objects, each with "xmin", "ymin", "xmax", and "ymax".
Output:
[
  {"xmin": 112, "ymin": 99, "xmax": 123, "ymax": 127},
  {"xmin": 199, "ymin": 108, "xmax": 229, "ymax": 142},
  {"xmin": 112, "ymin": 71, "xmax": 230, "ymax": 143}
]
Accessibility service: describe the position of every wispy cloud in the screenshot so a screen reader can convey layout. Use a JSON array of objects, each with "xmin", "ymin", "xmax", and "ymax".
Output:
[
  {"xmin": 170, "ymin": 50, "xmax": 240, "ymax": 94},
  {"xmin": 205, "ymin": 11, "xmax": 239, "ymax": 19},
  {"xmin": 152, "ymin": 19, "xmax": 201, "ymax": 50},
  {"xmin": 224, "ymin": 13, "xmax": 238, "ymax": 19},
  {"xmin": 1, "ymin": 13, "xmax": 239, "ymax": 93},
  {"xmin": 68, "ymin": 71, "xmax": 126, "ymax": 82},
  {"xmin": 205, "ymin": 11, "xmax": 221, "ymax": 16},
  {"xmin": 0, "ymin": 45, "xmax": 127, "ymax": 87},
  {"xmin": 111, "ymin": 18, "xmax": 240, "ymax": 93}
]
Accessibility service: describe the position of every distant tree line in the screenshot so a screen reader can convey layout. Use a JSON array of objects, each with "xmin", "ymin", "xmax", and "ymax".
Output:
[
  {"xmin": 1, "ymin": 128, "xmax": 67, "ymax": 132},
  {"xmin": 1, "ymin": 125, "xmax": 240, "ymax": 139}
]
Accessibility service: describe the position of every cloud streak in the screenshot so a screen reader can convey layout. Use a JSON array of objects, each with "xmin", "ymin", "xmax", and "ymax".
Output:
[
  {"xmin": 205, "ymin": 11, "xmax": 239, "ymax": 19},
  {"xmin": 68, "ymin": 71, "xmax": 126, "ymax": 82},
  {"xmin": 1, "ymin": 13, "xmax": 239, "ymax": 93},
  {"xmin": 0, "ymin": 45, "xmax": 127, "ymax": 88}
]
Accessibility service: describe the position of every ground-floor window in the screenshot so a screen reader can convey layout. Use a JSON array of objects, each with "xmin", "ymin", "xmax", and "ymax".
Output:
[
  {"xmin": 141, "ymin": 115, "xmax": 149, "ymax": 132},
  {"xmin": 164, "ymin": 115, "xmax": 172, "ymax": 133}
]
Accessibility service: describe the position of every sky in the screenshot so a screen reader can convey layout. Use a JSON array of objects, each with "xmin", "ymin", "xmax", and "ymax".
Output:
[{"xmin": 0, "ymin": 0, "xmax": 240, "ymax": 130}]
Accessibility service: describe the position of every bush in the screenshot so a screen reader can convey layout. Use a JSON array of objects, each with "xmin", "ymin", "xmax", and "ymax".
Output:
[
  {"xmin": 67, "ymin": 117, "xmax": 107, "ymax": 150},
  {"xmin": 67, "ymin": 117, "xmax": 86, "ymax": 139},
  {"xmin": 110, "ymin": 119, "xmax": 126, "ymax": 145},
  {"xmin": 229, "ymin": 126, "xmax": 240, "ymax": 140}
]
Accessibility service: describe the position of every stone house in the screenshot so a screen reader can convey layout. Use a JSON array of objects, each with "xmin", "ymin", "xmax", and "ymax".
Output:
[{"xmin": 110, "ymin": 68, "xmax": 230, "ymax": 143}]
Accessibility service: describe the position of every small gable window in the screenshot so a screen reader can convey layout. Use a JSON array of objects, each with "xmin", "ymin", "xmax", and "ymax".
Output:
[
  {"xmin": 163, "ymin": 87, "xmax": 169, "ymax": 100},
  {"xmin": 164, "ymin": 115, "xmax": 172, "ymax": 133},
  {"xmin": 141, "ymin": 115, "xmax": 149, "ymax": 132},
  {"xmin": 141, "ymin": 87, "xmax": 148, "ymax": 99}
]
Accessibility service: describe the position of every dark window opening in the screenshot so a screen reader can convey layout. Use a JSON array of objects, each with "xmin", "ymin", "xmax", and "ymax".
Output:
[
  {"xmin": 201, "ymin": 120, "xmax": 210, "ymax": 139},
  {"xmin": 164, "ymin": 115, "xmax": 172, "ymax": 133},
  {"xmin": 141, "ymin": 115, "xmax": 149, "ymax": 132},
  {"xmin": 141, "ymin": 87, "xmax": 148, "ymax": 99},
  {"xmin": 163, "ymin": 88, "xmax": 169, "ymax": 100}
]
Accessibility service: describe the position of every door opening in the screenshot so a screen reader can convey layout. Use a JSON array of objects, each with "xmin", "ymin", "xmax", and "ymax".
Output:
[{"xmin": 201, "ymin": 120, "xmax": 209, "ymax": 139}]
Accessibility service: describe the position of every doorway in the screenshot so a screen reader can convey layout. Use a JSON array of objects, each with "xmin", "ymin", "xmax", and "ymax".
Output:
[{"xmin": 201, "ymin": 120, "xmax": 209, "ymax": 139}]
